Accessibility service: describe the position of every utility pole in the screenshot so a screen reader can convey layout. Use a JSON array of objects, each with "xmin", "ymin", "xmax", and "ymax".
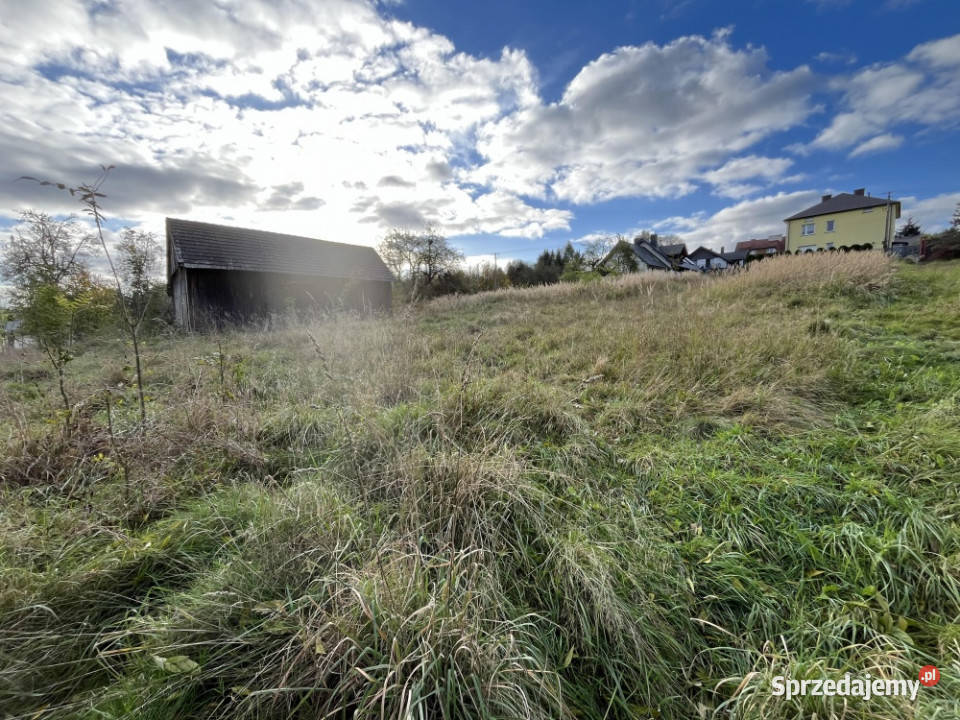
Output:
[{"xmin": 884, "ymin": 191, "xmax": 892, "ymax": 252}]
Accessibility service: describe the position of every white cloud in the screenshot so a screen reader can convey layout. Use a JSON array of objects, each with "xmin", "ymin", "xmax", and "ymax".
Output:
[
  {"xmin": 1, "ymin": 1, "xmax": 952, "ymax": 261},
  {"xmin": 849, "ymin": 133, "xmax": 904, "ymax": 157},
  {"xmin": 701, "ymin": 155, "xmax": 795, "ymax": 198},
  {"xmin": 815, "ymin": 51, "xmax": 858, "ymax": 65},
  {"xmin": 898, "ymin": 191, "xmax": 960, "ymax": 232},
  {"xmin": 809, "ymin": 32, "xmax": 960, "ymax": 153},
  {"xmin": 654, "ymin": 190, "xmax": 822, "ymax": 251},
  {"xmin": 907, "ymin": 33, "xmax": 960, "ymax": 68},
  {"xmin": 468, "ymin": 31, "xmax": 816, "ymax": 204},
  {"xmin": 0, "ymin": 0, "xmax": 565, "ymax": 246}
]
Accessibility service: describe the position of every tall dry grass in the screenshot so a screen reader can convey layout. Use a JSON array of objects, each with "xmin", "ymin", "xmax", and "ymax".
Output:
[{"xmin": 1, "ymin": 252, "xmax": 957, "ymax": 720}]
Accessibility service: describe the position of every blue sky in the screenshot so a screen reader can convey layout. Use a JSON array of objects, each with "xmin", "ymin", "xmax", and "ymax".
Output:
[{"xmin": 1, "ymin": 0, "xmax": 959, "ymax": 267}]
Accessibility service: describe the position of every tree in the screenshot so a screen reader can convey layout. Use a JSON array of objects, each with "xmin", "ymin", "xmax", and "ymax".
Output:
[
  {"xmin": 117, "ymin": 228, "xmax": 162, "ymax": 328},
  {"xmin": 19, "ymin": 273, "xmax": 112, "ymax": 414},
  {"xmin": 532, "ymin": 249, "xmax": 565, "ymax": 284},
  {"xmin": 603, "ymin": 236, "xmax": 639, "ymax": 274},
  {"xmin": 952, "ymin": 202, "xmax": 960, "ymax": 230},
  {"xmin": 114, "ymin": 228, "xmax": 162, "ymax": 424},
  {"xmin": 900, "ymin": 217, "xmax": 921, "ymax": 237},
  {"xmin": 1, "ymin": 211, "xmax": 91, "ymax": 301},
  {"xmin": 581, "ymin": 236, "xmax": 616, "ymax": 270},
  {"xmin": 416, "ymin": 227, "xmax": 463, "ymax": 287},
  {"xmin": 377, "ymin": 226, "xmax": 463, "ymax": 299},
  {"xmin": 377, "ymin": 229, "xmax": 420, "ymax": 279},
  {"xmin": 1, "ymin": 211, "xmax": 99, "ymax": 416},
  {"xmin": 561, "ymin": 241, "xmax": 583, "ymax": 271},
  {"xmin": 506, "ymin": 260, "xmax": 537, "ymax": 287}
]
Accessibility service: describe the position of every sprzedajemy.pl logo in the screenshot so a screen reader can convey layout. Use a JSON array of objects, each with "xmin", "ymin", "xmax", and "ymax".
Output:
[{"xmin": 771, "ymin": 667, "xmax": 940, "ymax": 702}]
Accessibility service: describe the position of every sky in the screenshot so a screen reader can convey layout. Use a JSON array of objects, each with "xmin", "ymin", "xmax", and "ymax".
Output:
[{"xmin": 1, "ymin": 0, "xmax": 959, "ymax": 271}]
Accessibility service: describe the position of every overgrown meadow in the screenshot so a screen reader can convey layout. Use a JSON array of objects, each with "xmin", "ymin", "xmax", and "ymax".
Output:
[{"xmin": 1, "ymin": 253, "xmax": 958, "ymax": 719}]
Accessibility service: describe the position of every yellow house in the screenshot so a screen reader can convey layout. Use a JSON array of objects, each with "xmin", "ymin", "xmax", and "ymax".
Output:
[{"xmin": 784, "ymin": 188, "xmax": 901, "ymax": 253}]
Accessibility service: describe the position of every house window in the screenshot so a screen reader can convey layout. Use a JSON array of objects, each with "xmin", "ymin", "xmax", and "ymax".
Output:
[
  {"xmin": 826, "ymin": 243, "xmax": 835, "ymax": 250},
  {"xmin": 863, "ymin": 208, "xmax": 873, "ymax": 213},
  {"xmin": 826, "ymin": 220, "xmax": 836, "ymax": 232},
  {"xmin": 797, "ymin": 245, "xmax": 817, "ymax": 253},
  {"xmin": 802, "ymin": 222, "xmax": 815, "ymax": 236}
]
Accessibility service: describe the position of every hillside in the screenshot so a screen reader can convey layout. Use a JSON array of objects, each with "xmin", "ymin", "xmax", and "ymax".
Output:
[{"xmin": 1, "ymin": 254, "xmax": 958, "ymax": 719}]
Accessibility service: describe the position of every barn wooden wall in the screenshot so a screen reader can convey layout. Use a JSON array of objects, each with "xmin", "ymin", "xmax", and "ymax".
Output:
[{"xmin": 174, "ymin": 269, "xmax": 390, "ymax": 330}]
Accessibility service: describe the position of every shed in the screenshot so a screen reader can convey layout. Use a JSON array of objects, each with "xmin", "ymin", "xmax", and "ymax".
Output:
[{"xmin": 166, "ymin": 218, "xmax": 392, "ymax": 330}]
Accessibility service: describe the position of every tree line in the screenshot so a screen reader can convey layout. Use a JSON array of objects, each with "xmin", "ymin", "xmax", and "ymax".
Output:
[{"xmin": 376, "ymin": 229, "xmax": 648, "ymax": 302}]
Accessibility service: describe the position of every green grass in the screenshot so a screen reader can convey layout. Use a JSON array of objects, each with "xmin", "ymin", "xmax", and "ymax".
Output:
[{"xmin": 1, "ymin": 253, "xmax": 958, "ymax": 719}]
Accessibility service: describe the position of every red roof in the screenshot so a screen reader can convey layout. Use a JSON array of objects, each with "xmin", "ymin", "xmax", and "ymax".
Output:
[{"xmin": 735, "ymin": 237, "xmax": 785, "ymax": 252}]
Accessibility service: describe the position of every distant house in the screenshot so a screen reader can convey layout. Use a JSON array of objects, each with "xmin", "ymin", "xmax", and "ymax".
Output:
[
  {"xmin": 784, "ymin": 189, "xmax": 901, "ymax": 253},
  {"xmin": 658, "ymin": 242, "xmax": 689, "ymax": 266},
  {"xmin": 630, "ymin": 237, "xmax": 674, "ymax": 271},
  {"xmin": 166, "ymin": 218, "xmax": 392, "ymax": 330},
  {"xmin": 735, "ymin": 235, "xmax": 785, "ymax": 257},
  {"xmin": 598, "ymin": 235, "xmax": 698, "ymax": 273},
  {"xmin": 720, "ymin": 249, "xmax": 747, "ymax": 267},
  {"xmin": 688, "ymin": 246, "xmax": 732, "ymax": 270},
  {"xmin": 633, "ymin": 236, "xmax": 700, "ymax": 271}
]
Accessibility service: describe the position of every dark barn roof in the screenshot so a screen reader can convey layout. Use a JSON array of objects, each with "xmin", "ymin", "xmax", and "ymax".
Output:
[
  {"xmin": 785, "ymin": 193, "xmax": 899, "ymax": 221},
  {"xmin": 658, "ymin": 243, "xmax": 687, "ymax": 258},
  {"xmin": 166, "ymin": 218, "xmax": 393, "ymax": 283},
  {"xmin": 687, "ymin": 246, "xmax": 723, "ymax": 261}
]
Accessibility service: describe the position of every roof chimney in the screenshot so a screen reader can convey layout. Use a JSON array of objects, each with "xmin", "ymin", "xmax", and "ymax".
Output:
[
  {"xmin": 854, "ymin": 188, "xmax": 865, "ymax": 196},
  {"xmin": 649, "ymin": 233, "xmax": 658, "ymax": 247},
  {"xmin": 822, "ymin": 194, "xmax": 832, "ymax": 202}
]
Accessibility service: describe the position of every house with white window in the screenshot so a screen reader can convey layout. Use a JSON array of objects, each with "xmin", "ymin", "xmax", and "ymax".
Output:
[
  {"xmin": 784, "ymin": 189, "xmax": 901, "ymax": 253},
  {"xmin": 688, "ymin": 246, "xmax": 729, "ymax": 270}
]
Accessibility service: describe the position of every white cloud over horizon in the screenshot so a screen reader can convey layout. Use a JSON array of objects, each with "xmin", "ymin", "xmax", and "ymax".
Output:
[
  {"xmin": 0, "ymin": 1, "xmax": 957, "ymax": 262},
  {"xmin": 897, "ymin": 191, "xmax": 960, "ymax": 233},
  {"xmin": 655, "ymin": 190, "xmax": 821, "ymax": 251},
  {"xmin": 468, "ymin": 30, "xmax": 817, "ymax": 204}
]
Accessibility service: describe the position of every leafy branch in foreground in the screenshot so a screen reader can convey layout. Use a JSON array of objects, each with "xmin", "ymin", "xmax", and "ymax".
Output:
[{"xmin": 22, "ymin": 166, "xmax": 152, "ymax": 429}]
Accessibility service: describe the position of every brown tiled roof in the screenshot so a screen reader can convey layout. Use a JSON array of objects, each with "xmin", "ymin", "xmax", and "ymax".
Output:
[
  {"xmin": 785, "ymin": 193, "xmax": 897, "ymax": 221},
  {"xmin": 166, "ymin": 218, "xmax": 393, "ymax": 283},
  {"xmin": 735, "ymin": 237, "xmax": 785, "ymax": 252}
]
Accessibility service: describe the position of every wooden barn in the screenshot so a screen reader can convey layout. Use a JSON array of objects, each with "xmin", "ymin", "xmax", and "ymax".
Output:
[{"xmin": 166, "ymin": 218, "xmax": 392, "ymax": 330}]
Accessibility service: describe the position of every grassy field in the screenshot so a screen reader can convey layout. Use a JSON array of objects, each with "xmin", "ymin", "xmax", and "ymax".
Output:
[{"xmin": 1, "ymin": 253, "xmax": 958, "ymax": 719}]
